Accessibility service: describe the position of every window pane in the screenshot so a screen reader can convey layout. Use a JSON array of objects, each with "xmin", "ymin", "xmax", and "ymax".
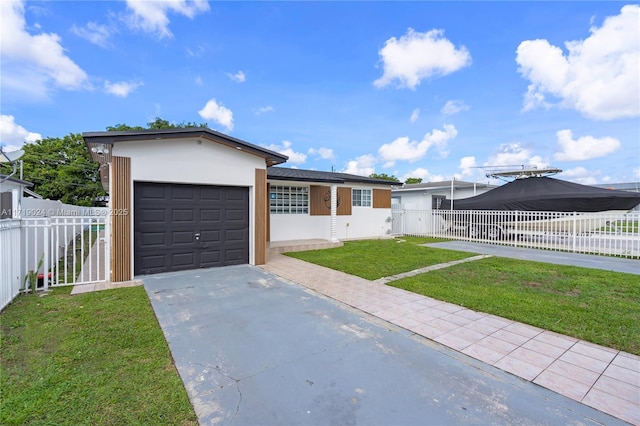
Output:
[{"xmin": 270, "ymin": 185, "xmax": 308, "ymax": 214}]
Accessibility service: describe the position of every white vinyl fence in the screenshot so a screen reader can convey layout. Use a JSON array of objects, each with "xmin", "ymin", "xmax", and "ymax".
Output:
[
  {"xmin": 0, "ymin": 219, "xmax": 22, "ymax": 311},
  {"xmin": 392, "ymin": 207, "xmax": 640, "ymax": 260},
  {"xmin": 1, "ymin": 214, "xmax": 110, "ymax": 311}
]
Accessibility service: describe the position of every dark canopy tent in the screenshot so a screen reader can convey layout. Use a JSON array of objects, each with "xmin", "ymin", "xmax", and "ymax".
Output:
[{"xmin": 439, "ymin": 177, "xmax": 640, "ymax": 212}]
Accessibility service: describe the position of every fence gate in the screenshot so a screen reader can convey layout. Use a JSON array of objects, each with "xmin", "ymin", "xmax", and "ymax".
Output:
[{"xmin": 21, "ymin": 215, "xmax": 110, "ymax": 291}]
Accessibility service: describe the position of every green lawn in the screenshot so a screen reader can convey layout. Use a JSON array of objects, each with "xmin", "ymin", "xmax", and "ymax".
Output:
[
  {"xmin": 0, "ymin": 287, "xmax": 197, "ymax": 425},
  {"xmin": 286, "ymin": 237, "xmax": 640, "ymax": 355},
  {"xmin": 286, "ymin": 237, "xmax": 474, "ymax": 280}
]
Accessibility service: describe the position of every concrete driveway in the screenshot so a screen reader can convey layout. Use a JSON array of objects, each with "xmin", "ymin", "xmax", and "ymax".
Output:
[{"xmin": 143, "ymin": 265, "xmax": 625, "ymax": 425}]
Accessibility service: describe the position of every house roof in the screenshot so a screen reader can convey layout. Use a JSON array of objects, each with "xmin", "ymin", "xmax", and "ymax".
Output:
[
  {"xmin": 267, "ymin": 167, "xmax": 400, "ymax": 186},
  {"xmin": 82, "ymin": 128, "xmax": 289, "ymax": 167},
  {"xmin": 393, "ymin": 180, "xmax": 496, "ymax": 193},
  {"xmin": 0, "ymin": 174, "xmax": 33, "ymax": 187}
]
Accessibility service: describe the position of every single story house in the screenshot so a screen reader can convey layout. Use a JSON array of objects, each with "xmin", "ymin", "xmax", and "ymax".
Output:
[
  {"xmin": 83, "ymin": 128, "xmax": 396, "ymax": 281},
  {"xmin": 0, "ymin": 175, "xmax": 33, "ymax": 219},
  {"xmin": 392, "ymin": 180, "xmax": 496, "ymax": 210}
]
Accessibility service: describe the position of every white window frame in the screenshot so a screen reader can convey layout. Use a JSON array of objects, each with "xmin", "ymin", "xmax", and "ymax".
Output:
[
  {"xmin": 352, "ymin": 188, "xmax": 372, "ymax": 207},
  {"xmin": 270, "ymin": 185, "xmax": 309, "ymax": 214}
]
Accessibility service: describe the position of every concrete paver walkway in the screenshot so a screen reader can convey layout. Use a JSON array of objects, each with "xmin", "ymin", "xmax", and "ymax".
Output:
[{"xmin": 261, "ymin": 253, "xmax": 640, "ymax": 425}]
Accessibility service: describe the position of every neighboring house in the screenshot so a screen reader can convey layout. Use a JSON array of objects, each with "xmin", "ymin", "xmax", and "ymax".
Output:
[
  {"xmin": 83, "ymin": 128, "xmax": 396, "ymax": 281},
  {"xmin": 0, "ymin": 175, "xmax": 33, "ymax": 219},
  {"xmin": 392, "ymin": 180, "xmax": 496, "ymax": 210}
]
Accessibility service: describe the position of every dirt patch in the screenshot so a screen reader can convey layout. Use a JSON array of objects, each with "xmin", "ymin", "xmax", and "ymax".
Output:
[{"xmin": 523, "ymin": 281, "xmax": 580, "ymax": 297}]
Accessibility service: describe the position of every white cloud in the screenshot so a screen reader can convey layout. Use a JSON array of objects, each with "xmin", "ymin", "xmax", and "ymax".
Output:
[
  {"xmin": 0, "ymin": 115, "xmax": 42, "ymax": 148},
  {"xmin": 401, "ymin": 167, "xmax": 444, "ymax": 183},
  {"xmin": 254, "ymin": 106, "xmax": 275, "ymax": 115},
  {"xmin": 195, "ymin": 75, "xmax": 203, "ymax": 86},
  {"xmin": 124, "ymin": 0, "xmax": 210, "ymax": 39},
  {"xmin": 343, "ymin": 154, "xmax": 377, "ymax": 176},
  {"xmin": 485, "ymin": 143, "xmax": 547, "ymax": 169},
  {"xmin": 441, "ymin": 100, "xmax": 469, "ymax": 116},
  {"xmin": 198, "ymin": 98, "xmax": 234, "ymax": 131},
  {"xmin": 263, "ymin": 141, "xmax": 306, "ymax": 164},
  {"xmin": 308, "ymin": 147, "xmax": 335, "ymax": 160},
  {"xmin": 0, "ymin": 0, "xmax": 89, "ymax": 98},
  {"xmin": 378, "ymin": 124, "xmax": 457, "ymax": 167},
  {"xmin": 227, "ymin": 70, "xmax": 246, "ymax": 83},
  {"xmin": 374, "ymin": 28, "xmax": 471, "ymax": 89},
  {"xmin": 410, "ymin": 108, "xmax": 420, "ymax": 123},
  {"xmin": 516, "ymin": 5, "xmax": 640, "ymax": 120},
  {"xmin": 554, "ymin": 129, "xmax": 620, "ymax": 161},
  {"xmin": 562, "ymin": 166, "xmax": 600, "ymax": 185},
  {"xmin": 104, "ymin": 80, "xmax": 143, "ymax": 97},
  {"xmin": 458, "ymin": 156, "xmax": 477, "ymax": 177},
  {"xmin": 71, "ymin": 21, "xmax": 113, "ymax": 48}
]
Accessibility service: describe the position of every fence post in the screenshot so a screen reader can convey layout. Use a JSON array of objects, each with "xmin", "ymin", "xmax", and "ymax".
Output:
[
  {"xmin": 43, "ymin": 218, "xmax": 49, "ymax": 290},
  {"xmin": 571, "ymin": 212, "xmax": 577, "ymax": 253}
]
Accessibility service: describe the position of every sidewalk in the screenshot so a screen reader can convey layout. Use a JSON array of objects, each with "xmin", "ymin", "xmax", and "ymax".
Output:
[{"xmin": 261, "ymin": 253, "xmax": 640, "ymax": 425}]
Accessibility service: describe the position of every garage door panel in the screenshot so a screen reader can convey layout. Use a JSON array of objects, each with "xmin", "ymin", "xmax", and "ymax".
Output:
[
  {"xmin": 200, "ymin": 209, "xmax": 221, "ymax": 222},
  {"xmin": 172, "ymin": 186, "xmax": 195, "ymax": 200},
  {"xmin": 140, "ymin": 232, "xmax": 165, "ymax": 247},
  {"xmin": 140, "ymin": 209, "xmax": 166, "ymax": 223},
  {"xmin": 200, "ymin": 250, "xmax": 221, "ymax": 267},
  {"xmin": 200, "ymin": 229, "xmax": 220, "ymax": 243},
  {"xmin": 224, "ymin": 248, "xmax": 246, "ymax": 263},
  {"xmin": 225, "ymin": 209, "xmax": 247, "ymax": 222},
  {"xmin": 134, "ymin": 182, "xmax": 249, "ymax": 275},
  {"xmin": 172, "ymin": 231, "xmax": 194, "ymax": 245},
  {"xmin": 225, "ymin": 189, "xmax": 246, "ymax": 201},
  {"xmin": 172, "ymin": 209, "xmax": 195, "ymax": 222},
  {"xmin": 138, "ymin": 254, "xmax": 167, "ymax": 273},
  {"xmin": 139, "ymin": 185, "xmax": 166, "ymax": 200},
  {"xmin": 200, "ymin": 187, "xmax": 222, "ymax": 201},
  {"xmin": 172, "ymin": 252, "xmax": 196, "ymax": 267},
  {"xmin": 225, "ymin": 229, "xmax": 247, "ymax": 242}
]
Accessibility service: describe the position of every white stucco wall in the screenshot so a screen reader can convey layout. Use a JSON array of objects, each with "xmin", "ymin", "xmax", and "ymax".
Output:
[
  {"xmin": 113, "ymin": 138, "xmax": 265, "ymax": 186},
  {"xmin": 112, "ymin": 137, "xmax": 266, "ymax": 266},
  {"xmin": 269, "ymin": 182, "xmax": 393, "ymax": 242}
]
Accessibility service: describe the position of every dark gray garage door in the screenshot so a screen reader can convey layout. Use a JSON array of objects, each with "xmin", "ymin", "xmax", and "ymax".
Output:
[{"xmin": 134, "ymin": 182, "xmax": 249, "ymax": 275}]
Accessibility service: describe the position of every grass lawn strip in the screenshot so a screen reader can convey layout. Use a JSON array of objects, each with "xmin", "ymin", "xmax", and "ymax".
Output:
[
  {"xmin": 286, "ymin": 237, "xmax": 476, "ymax": 280},
  {"xmin": 0, "ymin": 287, "xmax": 197, "ymax": 425},
  {"xmin": 373, "ymin": 254, "xmax": 493, "ymax": 284},
  {"xmin": 285, "ymin": 237, "xmax": 640, "ymax": 355}
]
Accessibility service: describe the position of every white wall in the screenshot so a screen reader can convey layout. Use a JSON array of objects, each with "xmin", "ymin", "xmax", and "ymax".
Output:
[
  {"xmin": 269, "ymin": 182, "xmax": 393, "ymax": 242},
  {"xmin": 114, "ymin": 138, "xmax": 265, "ymax": 186}
]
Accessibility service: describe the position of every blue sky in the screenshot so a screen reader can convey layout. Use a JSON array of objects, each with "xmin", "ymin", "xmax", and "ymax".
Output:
[{"xmin": 1, "ymin": 1, "xmax": 639, "ymax": 185}]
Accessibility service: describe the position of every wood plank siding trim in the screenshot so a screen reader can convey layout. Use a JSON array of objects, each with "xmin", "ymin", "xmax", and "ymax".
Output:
[
  {"xmin": 337, "ymin": 187, "xmax": 352, "ymax": 216},
  {"xmin": 111, "ymin": 156, "xmax": 132, "ymax": 282},
  {"xmin": 310, "ymin": 185, "xmax": 353, "ymax": 216},
  {"xmin": 309, "ymin": 185, "xmax": 330, "ymax": 216},
  {"xmin": 254, "ymin": 169, "xmax": 267, "ymax": 265},
  {"xmin": 373, "ymin": 188, "xmax": 392, "ymax": 208}
]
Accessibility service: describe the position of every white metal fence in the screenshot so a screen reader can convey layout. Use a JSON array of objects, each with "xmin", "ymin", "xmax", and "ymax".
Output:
[
  {"xmin": 1, "ymin": 215, "xmax": 110, "ymax": 310},
  {"xmin": 392, "ymin": 208, "xmax": 640, "ymax": 260}
]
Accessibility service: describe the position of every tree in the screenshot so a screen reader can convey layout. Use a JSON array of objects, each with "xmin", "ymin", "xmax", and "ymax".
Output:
[
  {"xmin": 106, "ymin": 117, "xmax": 207, "ymax": 131},
  {"xmin": 405, "ymin": 177, "xmax": 423, "ymax": 184},
  {"xmin": 369, "ymin": 173, "xmax": 400, "ymax": 182},
  {"xmin": 2, "ymin": 133, "xmax": 106, "ymax": 206}
]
